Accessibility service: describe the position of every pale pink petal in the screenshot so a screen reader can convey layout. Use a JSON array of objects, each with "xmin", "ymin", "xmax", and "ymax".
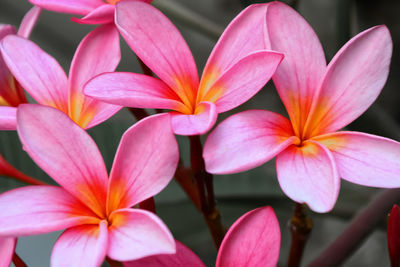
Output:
[
  {"xmin": 304, "ymin": 26, "xmax": 393, "ymax": 137},
  {"xmin": 202, "ymin": 51, "xmax": 283, "ymax": 113},
  {"xmin": 0, "ymin": 186, "xmax": 98, "ymax": 236},
  {"xmin": 170, "ymin": 102, "xmax": 217, "ymax": 136},
  {"xmin": 51, "ymin": 221, "xmax": 108, "ymax": 267},
  {"xmin": 17, "ymin": 6, "xmax": 42, "ymax": 38},
  {"xmin": 17, "ymin": 104, "xmax": 108, "ymax": 218},
  {"xmin": 108, "ymin": 208, "xmax": 175, "ymax": 261},
  {"xmin": 204, "ymin": 110, "xmax": 298, "ymax": 174},
  {"xmin": 216, "ymin": 206, "xmax": 280, "ymax": 267},
  {"xmin": 71, "ymin": 4, "xmax": 115, "ymax": 25},
  {"xmin": 108, "ymin": 114, "xmax": 178, "ymax": 211},
  {"xmin": 0, "ymin": 106, "xmax": 16, "ymax": 130},
  {"xmin": 116, "ymin": 1, "xmax": 199, "ymax": 109},
  {"xmin": 29, "ymin": 0, "xmax": 102, "ymax": 15},
  {"xmin": 266, "ymin": 2, "xmax": 326, "ymax": 136},
  {"xmin": 314, "ymin": 131, "xmax": 400, "ymax": 187},
  {"xmin": 68, "ymin": 24, "xmax": 121, "ymax": 129},
  {"xmin": 124, "ymin": 240, "xmax": 205, "ymax": 267},
  {"xmin": 276, "ymin": 140, "xmax": 340, "ymax": 213},
  {"xmin": 0, "ymin": 237, "xmax": 16, "ymax": 267},
  {"xmin": 1, "ymin": 35, "xmax": 68, "ymax": 113}
]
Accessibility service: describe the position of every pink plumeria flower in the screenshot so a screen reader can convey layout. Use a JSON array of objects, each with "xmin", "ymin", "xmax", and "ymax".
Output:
[
  {"xmin": 203, "ymin": 2, "xmax": 400, "ymax": 213},
  {"xmin": 84, "ymin": 1, "xmax": 283, "ymax": 136},
  {"xmin": 29, "ymin": 0, "xmax": 152, "ymax": 25},
  {"xmin": 0, "ymin": 104, "xmax": 179, "ymax": 266},
  {"xmin": 0, "ymin": 6, "xmax": 41, "ymax": 130},
  {"xmin": 0, "ymin": 23, "xmax": 121, "ymax": 130},
  {"xmin": 125, "ymin": 206, "xmax": 281, "ymax": 267}
]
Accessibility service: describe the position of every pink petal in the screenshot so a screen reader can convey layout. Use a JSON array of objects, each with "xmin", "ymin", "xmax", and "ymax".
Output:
[
  {"xmin": 115, "ymin": 1, "xmax": 199, "ymax": 110},
  {"xmin": 51, "ymin": 221, "xmax": 108, "ymax": 267},
  {"xmin": 0, "ymin": 106, "xmax": 16, "ymax": 130},
  {"xmin": 314, "ymin": 131, "xmax": 400, "ymax": 187},
  {"xmin": 170, "ymin": 101, "xmax": 217, "ymax": 136},
  {"xmin": 204, "ymin": 51, "xmax": 283, "ymax": 113},
  {"xmin": 388, "ymin": 205, "xmax": 400, "ymax": 267},
  {"xmin": 124, "ymin": 240, "xmax": 205, "ymax": 267},
  {"xmin": 1, "ymin": 35, "xmax": 69, "ymax": 113},
  {"xmin": 216, "ymin": 206, "xmax": 280, "ymax": 267},
  {"xmin": 0, "ymin": 237, "xmax": 16, "ymax": 267},
  {"xmin": 107, "ymin": 208, "xmax": 175, "ymax": 261},
  {"xmin": 276, "ymin": 140, "xmax": 340, "ymax": 213},
  {"xmin": 29, "ymin": 0, "xmax": 102, "ymax": 15},
  {"xmin": 204, "ymin": 110, "xmax": 298, "ymax": 174},
  {"xmin": 108, "ymin": 114, "xmax": 178, "ymax": 211},
  {"xmin": 68, "ymin": 24, "xmax": 121, "ymax": 129},
  {"xmin": 17, "ymin": 104, "xmax": 108, "ymax": 218},
  {"xmin": 304, "ymin": 26, "xmax": 393, "ymax": 137},
  {"xmin": 0, "ymin": 185, "xmax": 98, "ymax": 236},
  {"xmin": 266, "ymin": 2, "xmax": 326, "ymax": 136},
  {"xmin": 17, "ymin": 6, "xmax": 42, "ymax": 38},
  {"xmin": 71, "ymin": 4, "xmax": 115, "ymax": 25}
]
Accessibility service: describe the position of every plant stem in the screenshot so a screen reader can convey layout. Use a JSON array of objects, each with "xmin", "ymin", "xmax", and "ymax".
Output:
[
  {"xmin": 138, "ymin": 197, "xmax": 156, "ymax": 213},
  {"xmin": 12, "ymin": 253, "xmax": 27, "ymax": 267},
  {"xmin": 288, "ymin": 203, "xmax": 313, "ymax": 267},
  {"xmin": 0, "ymin": 154, "xmax": 46, "ymax": 185},
  {"xmin": 106, "ymin": 257, "xmax": 124, "ymax": 267}
]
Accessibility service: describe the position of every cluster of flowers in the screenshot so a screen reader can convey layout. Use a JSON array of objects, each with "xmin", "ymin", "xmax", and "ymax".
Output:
[{"xmin": 0, "ymin": 0, "xmax": 399, "ymax": 266}]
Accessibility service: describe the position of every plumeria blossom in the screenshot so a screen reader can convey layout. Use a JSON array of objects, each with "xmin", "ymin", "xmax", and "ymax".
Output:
[
  {"xmin": 0, "ymin": 23, "xmax": 121, "ymax": 130},
  {"xmin": 84, "ymin": 1, "xmax": 283, "ymax": 135},
  {"xmin": 0, "ymin": 6, "xmax": 41, "ymax": 130},
  {"xmin": 125, "ymin": 206, "xmax": 281, "ymax": 267},
  {"xmin": 0, "ymin": 104, "xmax": 179, "ymax": 266},
  {"xmin": 203, "ymin": 2, "xmax": 400, "ymax": 212}
]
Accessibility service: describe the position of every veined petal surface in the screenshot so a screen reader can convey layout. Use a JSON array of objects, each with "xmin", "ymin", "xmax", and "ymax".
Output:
[
  {"xmin": 0, "ymin": 237, "xmax": 15, "ymax": 267},
  {"xmin": 29, "ymin": 0, "xmax": 102, "ymax": 15},
  {"xmin": 0, "ymin": 106, "xmax": 16, "ymax": 130}
]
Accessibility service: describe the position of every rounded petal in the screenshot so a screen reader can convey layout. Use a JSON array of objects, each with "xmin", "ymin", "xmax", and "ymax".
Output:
[
  {"xmin": 0, "ymin": 106, "xmax": 16, "ymax": 130},
  {"xmin": 0, "ymin": 237, "xmax": 16, "ymax": 267},
  {"xmin": 216, "ymin": 206, "xmax": 280, "ymax": 267},
  {"xmin": 29, "ymin": 0, "xmax": 102, "ymax": 15},
  {"xmin": 204, "ymin": 110, "xmax": 298, "ymax": 174},
  {"xmin": 51, "ymin": 221, "xmax": 108, "ymax": 267},
  {"xmin": 314, "ymin": 131, "xmax": 400, "ymax": 187},
  {"xmin": 71, "ymin": 4, "xmax": 115, "ymax": 25},
  {"xmin": 17, "ymin": 6, "xmax": 42, "ymax": 38},
  {"xmin": 108, "ymin": 114, "xmax": 179, "ymax": 211},
  {"xmin": 276, "ymin": 140, "xmax": 340, "ymax": 213},
  {"xmin": 17, "ymin": 104, "xmax": 108, "ymax": 218},
  {"xmin": 107, "ymin": 208, "xmax": 175, "ymax": 261}
]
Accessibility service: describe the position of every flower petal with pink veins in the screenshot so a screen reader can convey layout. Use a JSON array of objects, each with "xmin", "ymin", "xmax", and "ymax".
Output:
[
  {"xmin": 216, "ymin": 206, "xmax": 280, "ymax": 267},
  {"xmin": 108, "ymin": 114, "xmax": 178, "ymax": 211},
  {"xmin": 17, "ymin": 6, "xmax": 42, "ymax": 38},
  {"xmin": 276, "ymin": 140, "xmax": 340, "ymax": 213},
  {"xmin": 1, "ymin": 35, "xmax": 68, "ymax": 113},
  {"xmin": 204, "ymin": 110, "xmax": 298, "ymax": 174},
  {"xmin": 0, "ymin": 186, "xmax": 98, "ymax": 236},
  {"xmin": 304, "ymin": 26, "xmax": 392, "ymax": 137},
  {"xmin": 0, "ymin": 237, "xmax": 16, "ymax": 267},
  {"xmin": 71, "ymin": 4, "xmax": 115, "ymax": 25},
  {"xmin": 17, "ymin": 105, "xmax": 108, "ymax": 218},
  {"xmin": 0, "ymin": 106, "xmax": 16, "ymax": 130},
  {"xmin": 266, "ymin": 2, "xmax": 326, "ymax": 136},
  {"xmin": 51, "ymin": 221, "xmax": 108, "ymax": 267},
  {"xmin": 68, "ymin": 24, "xmax": 121, "ymax": 129},
  {"xmin": 29, "ymin": 0, "xmax": 102, "ymax": 15},
  {"xmin": 107, "ymin": 208, "xmax": 175, "ymax": 261},
  {"xmin": 314, "ymin": 131, "xmax": 400, "ymax": 187},
  {"xmin": 170, "ymin": 101, "xmax": 217, "ymax": 136},
  {"xmin": 124, "ymin": 240, "xmax": 205, "ymax": 267}
]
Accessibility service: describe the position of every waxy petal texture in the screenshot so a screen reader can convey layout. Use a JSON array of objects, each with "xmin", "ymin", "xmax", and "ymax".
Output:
[
  {"xmin": 29, "ymin": 0, "xmax": 102, "ymax": 15},
  {"xmin": 216, "ymin": 206, "xmax": 280, "ymax": 267},
  {"xmin": 314, "ymin": 131, "xmax": 400, "ymax": 187},
  {"xmin": 388, "ymin": 205, "xmax": 400, "ymax": 267},
  {"xmin": 276, "ymin": 141, "xmax": 340, "ymax": 212},
  {"xmin": 51, "ymin": 221, "xmax": 108, "ymax": 267},
  {"xmin": 204, "ymin": 110, "xmax": 298, "ymax": 174},
  {"xmin": 72, "ymin": 4, "xmax": 115, "ymax": 25},
  {"xmin": 107, "ymin": 209, "xmax": 175, "ymax": 261},
  {"xmin": 17, "ymin": 6, "xmax": 42, "ymax": 38},
  {"xmin": 0, "ymin": 106, "xmax": 16, "ymax": 130},
  {"xmin": 0, "ymin": 237, "xmax": 15, "ymax": 267}
]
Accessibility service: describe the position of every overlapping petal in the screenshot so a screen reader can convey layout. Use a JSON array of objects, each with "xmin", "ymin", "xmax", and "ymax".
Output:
[
  {"xmin": 29, "ymin": 0, "xmax": 102, "ymax": 15},
  {"xmin": 17, "ymin": 6, "xmax": 42, "ymax": 38},
  {"xmin": 0, "ymin": 237, "xmax": 15, "ymax": 267},
  {"xmin": 71, "ymin": 4, "xmax": 115, "ymax": 25},
  {"xmin": 0, "ymin": 106, "xmax": 16, "ymax": 130}
]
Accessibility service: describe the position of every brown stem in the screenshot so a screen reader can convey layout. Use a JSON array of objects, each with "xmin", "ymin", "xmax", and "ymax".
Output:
[
  {"xmin": 174, "ymin": 162, "xmax": 202, "ymax": 210},
  {"xmin": 288, "ymin": 203, "xmax": 313, "ymax": 267},
  {"xmin": 0, "ymin": 154, "xmax": 46, "ymax": 185},
  {"xmin": 106, "ymin": 257, "xmax": 124, "ymax": 267},
  {"xmin": 138, "ymin": 197, "xmax": 156, "ymax": 213},
  {"xmin": 12, "ymin": 253, "xmax": 27, "ymax": 267}
]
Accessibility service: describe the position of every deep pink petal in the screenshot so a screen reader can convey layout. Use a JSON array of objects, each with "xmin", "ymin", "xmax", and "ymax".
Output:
[
  {"xmin": 29, "ymin": 0, "xmax": 102, "ymax": 15},
  {"xmin": 304, "ymin": 26, "xmax": 393, "ymax": 137},
  {"xmin": 0, "ymin": 186, "xmax": 98, "ymax": 236},
  {"xmin": 17, "ymin": 6, "xmax": 42, "ymax": 38},
  {"xmin": 107, "ymin": 208, "xmax": 175, "ymax": 261},
  {"xmin": 388, "ymin": 205, "xmax": 400, "ymax": 267},
  {"xmin": 0, "ymin": 237, "xmax": 16, "ymax": 267},
  {"xmin": 314, "ymin": 131, "xmax": 400, "ymax": 187},
  {"xmin": 204, "ymin": 110, "xmax": 298, "ymax": 174},
  {"xmin": 1, "ymin": 35, "xmax": 68, "ymax": 113},
  {"xmin": 51, "ymin": 221, "xmax": 108, "ymax": 267},
  {"xmin": 0, "ymin": 106, "xmax": 16, "ymax": 130},
  {"xmin": 124, "ymin": 240, "xmax": 205, "ymax": 267},
  {"xmin": 170, "ymin": 101, "xmax": 217, "ymax": 136},
  {"xmin": 108, "ymin": 113, "xmax": 178, "ymax": 211},
  {"xmin": 216, "ymin": 206, "xmax": 280, "ymax": 267},
  {"xmin": 71, "ymin": 4, "xmax": 115, "ymax": 25},
  {"xmin": 276, "ymin": 140, "xmax": 340, "ymax": 213},
  {"xmin": 266, "ymin": 2, "xmax": 326, "ymax": 136},
  {"xmin": 17, "ymin": 104, "xmax": 108, "ymax": 218}
]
